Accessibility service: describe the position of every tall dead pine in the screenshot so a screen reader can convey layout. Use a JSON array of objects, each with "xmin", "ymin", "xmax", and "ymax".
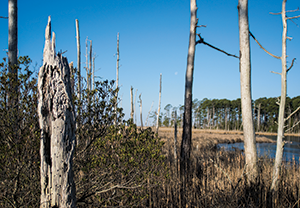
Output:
[
  {"xmin": 180, "ymin": 0, "xmax": 197, "ymax": 184},
  {"xmin": 270, "ymin": 0, "xmax": 299, "ymax": 193},
  {"xmin": 75, "ymin": 19, "xmax": 81, "ymax": 101},
  {"xmin": 156, "ymin": 73, "xmax": 162, "ymax": 134},
  {"xmin": 38, "ymin": 16, "xmax": 76, "ymax": 208},
  {"xmin": 238, "ymin": 0, "xmax": 258, "ymax": 181}
]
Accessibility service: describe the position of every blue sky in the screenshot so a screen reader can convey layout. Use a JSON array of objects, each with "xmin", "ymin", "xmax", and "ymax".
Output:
[{"xmin": 0, "ymin": 0, "xmax": 299, "ymax": 125}]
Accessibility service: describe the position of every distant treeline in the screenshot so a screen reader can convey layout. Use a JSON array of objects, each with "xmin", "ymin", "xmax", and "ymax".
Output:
[{"xmin": 154, "ymin": 96, "xmax": 300, "ymax": 133}]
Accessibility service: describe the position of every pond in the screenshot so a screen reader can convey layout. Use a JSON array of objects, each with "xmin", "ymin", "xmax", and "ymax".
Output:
[{"xmin": 218, "ymin": 135, "xmax": 300, "ymax": 163}]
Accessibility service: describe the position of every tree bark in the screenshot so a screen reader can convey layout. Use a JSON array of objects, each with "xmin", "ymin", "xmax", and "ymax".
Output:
[
  {"xmin": 130, "ymin": 86, "xmax": 134, "ymax": 120},
  {"xmin": 156, "ymin": 73, "xmax": 162, "ymax": 134},
  {"xmin": 38, "ymin": 16, "xmax": 76, "ymax": 208},
  {"xmin": 75, "ymin": 19, "xmax": 81, "ymax": 101},
  {"xmin": 180, "ymin": 0, "xmax": 197, "ymax": 184},
  {"xmin": 238, "ymin": 0, "xmax": 258, "ymax": 181},
  {"xmin": 139, "ymin": 93, "xmax": 143, "ymax": 128},
  {"xmin": 85, "ymin": 38, "xmax": 89, "ymax": 90},
  {"xmin": 134, "ymin": 89, "xmax": 137, "ymax": 124},
  {"xmin": 174, "ymin": 110, "xmax": 178, "ymax": 176},
  {"xmin": 8, "ymin": 0, "xmax": 18, "ymax": 73},
  {"xmin": 116, "ymin": 33, "xmax": 120, "ymax": 108},
  {"xmin": 271, "ymin": 0, "xmax": 288, "ymax": 193},
  {"xmin": 257, "ymin": 103, "xmax": 261, "ymax": 131},
  {"xmin": 8, "ymin": 0, "xmax": 18, "ymax": 109},
  {"xmin": 89, "ymin": 40, "xmax": 92, "ymax": 90}
]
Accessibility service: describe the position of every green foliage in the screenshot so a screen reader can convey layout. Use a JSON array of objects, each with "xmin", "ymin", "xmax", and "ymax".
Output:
[
  {"xmin": 0, "ymin": 56, "xmax": 168, "ymax": 207},
  {"xmin": 71, "ymin": 76, "xmax": 167, "ymax": 206},
  {"xmin": 0, "ymin": 56, "xmax": 40, "ymax": 207}
]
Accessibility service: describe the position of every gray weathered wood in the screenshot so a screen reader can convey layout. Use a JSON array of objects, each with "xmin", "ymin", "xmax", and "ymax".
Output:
[
  {"xmin": 271, "ymin": 0, "xmax": 289, "ymax": 193},
  {"xmin": 180, "ymin": 0, "xmax": 197, "ymax": 182},
  {"xmin": 238, "ymin": 0, "xmax": 258, "ymax": 181},
  {"xmin": 116, "ymin": 33, "xmax": 120, "ymax": 107},
  {"xmin": 139, "ymin": 93, "xmax": 143, "ymax": 128},
  {"xmin": 156, "ymin": 73, "xmax": 162, "ymax": 134},
  {"xmin": 38, "ymin": 16, "xmax": 76, "ymax": 208},
  {"xmin": 75, "ymin": 19, "xmax": 81, "ymax": 101},
  {"xmin": 130, "ymin": 86, "xmax": 134, "ymax": 120}
]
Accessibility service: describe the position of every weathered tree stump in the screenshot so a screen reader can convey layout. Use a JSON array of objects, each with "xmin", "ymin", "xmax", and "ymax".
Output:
[{"xmin": 38, "ymin": 16, "xmax": 76, "ymax": 208}]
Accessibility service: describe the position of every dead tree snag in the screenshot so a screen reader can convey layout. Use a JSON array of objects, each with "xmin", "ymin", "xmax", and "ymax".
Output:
[{"xmin": 38, "ymin": 16, "xmax": 76, "ymax": 208}]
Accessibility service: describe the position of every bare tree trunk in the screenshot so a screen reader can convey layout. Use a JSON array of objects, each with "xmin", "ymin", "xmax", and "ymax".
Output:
[
  {"xmin": 180, "ymin": 0, "xmax": 197, "ymax": 186},
  {"xmin": 75, "ymin": 19, "xmax": 81, "ymax": 101},
  {"xmin": 116, "ymin": 33, "xmax": 120, "ymax": 109},
  {"xmin": 89, "ymin": 40, "xmax": 92, "ymax": 91},
  {"xmin": 257, "ymin": 103, "xmax": 261, "ymax": 131},
  {"xmin": 8, "ymin": 0, "xmax": 18, "ymax": 74},
  {"xmin": 174, "ymin": 110, "xmax": 178, "ymax": 176},
  {"xmin": 238, "ymin": 0, "xmax": 258, "ymax": 181},
  {"xmin": 85, "ymin": 37, "xmax": 89, "ymax": 90},
  {"xmin": 225, "ymin": 108, "xmax": 228, "ymax": 130},
  {"xmin": 130, "ymin": 86, "xmax": 134, "ymax": 120},
  {"xmin": 271, "ymin": 0, "xmax": 288, "ymax": 193},
  {"xmin": 134, "ymin": 89, "xmax": 137, "ymax": 124},
  {"xmin": 139, "ymin": 93, "xmax": 143, "ymax": 128},
  {"xmin": 8, "ymin": 0, "xmax": 18, "ymax": 109},
  {"xmin": 156, "ymin": 73, "xmax": 162, "ymax": 134},
  {"xmin": 38, "ymin": 16, "xmax": 76, "ymax": 208}
]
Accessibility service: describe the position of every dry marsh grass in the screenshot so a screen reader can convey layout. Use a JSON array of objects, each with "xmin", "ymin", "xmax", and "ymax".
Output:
[{"xmin": 142, "ymin": 127, "xmax": 300, "ymax": 207}]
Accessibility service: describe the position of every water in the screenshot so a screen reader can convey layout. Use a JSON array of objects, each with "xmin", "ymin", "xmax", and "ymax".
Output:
[{"xmin": 218, "ymin": 135, "xmax": 300, "ymax": 163}]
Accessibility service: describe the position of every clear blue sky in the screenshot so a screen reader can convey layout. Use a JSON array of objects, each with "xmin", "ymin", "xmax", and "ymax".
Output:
[{"xmin": 1, "ymin": 0, "xmax": 299, "ymax": 125}]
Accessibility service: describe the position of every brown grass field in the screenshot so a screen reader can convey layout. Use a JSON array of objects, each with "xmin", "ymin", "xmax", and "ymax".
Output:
[{"xmin": 141, "ymin": 127, "xmax": 300, "ymax": 207}]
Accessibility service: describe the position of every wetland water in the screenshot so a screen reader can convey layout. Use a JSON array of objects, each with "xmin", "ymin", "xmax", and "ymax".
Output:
[{"xmin": 218, "ymin": 135, "xmax": 300, "ymax": 162}]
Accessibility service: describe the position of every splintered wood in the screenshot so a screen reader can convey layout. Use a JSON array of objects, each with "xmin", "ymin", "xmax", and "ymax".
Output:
[{"xmin": 38, "ymin": 16, "xmax": 76, "ymax": 208}]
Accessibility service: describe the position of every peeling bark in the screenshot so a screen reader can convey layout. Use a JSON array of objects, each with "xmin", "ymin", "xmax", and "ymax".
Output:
[{"xmin": 38, "ymin": 16, "xmax": 76, "ymax": 208}]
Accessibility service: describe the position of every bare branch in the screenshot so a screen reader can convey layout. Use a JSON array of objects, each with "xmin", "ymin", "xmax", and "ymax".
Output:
[
  {"xmin": 287, "ymin": 15, "xmax": 300, "ymax": 20},
  {"xmin": 287, "ymin": 58, "xmax": 296, "ymax": 72},
  {"xmin": 286, "ymin": 7, "xmax": 299, "ymax": 13},
  {"xmin": 197, "ymin": 25, "xmax": 206, "ymax": 28},
  {"xmin": 284, "ymin": 105, "xmax": 300, "ymax": 122},
  {"xmin": 196, "ymin": 34, "xmax": 239, "ymax": 58},
  {"xmin": 285, "ymin": 120, "xmax": 300, "ymax": 133},
  {"xmin": 0, "ymin": 16, "xmax": 8, "ymax": 19},
  {"xmin": 249, "ymin": 31, "xmax": 281, "ymax": 59},
  {"xmin": 290, "ymin": 19, "xmax": 299, "ymax": 27},
  {"xmin": 271, "ymin": 71, "xmax": 281, "ymax": 75},
  {"xmin": 270, "ymin": 12, "xmax": 281, "ymax": 15},
  {"xmin": 287, "ymin": 36, "xmax": 293, "ymax": 40},
  {"xmin": 276, "ymin": 97, "xmax": 280, "ymax": 106}
]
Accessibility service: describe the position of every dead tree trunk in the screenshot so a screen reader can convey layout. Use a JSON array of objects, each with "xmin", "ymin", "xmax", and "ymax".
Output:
[
  {"xmin": 174, "ymin": 110, "xmax": 178, "ymax": 176},
  {"xmin": 75, "ymin": 19, "xmax": 81, "ymax": 101},
  {"xmin": 139, "ymin": 93, "xmax": 143, "ymax": 128},
  {"xmin": 89, "ymin": 40, "xmax": 92, "ymax": 90},
  {"xmin": 180, "ymin": 0, "xmax": 197, "ymax": 184},
  {"xmin": 134, "ymin": 89, "xmax": 138, "ymax": 124},
  {"xmin": 257, "ymin": 103, "xmax": 261, "ymax": 131},
  {"xmin": 238, "ymin": 0, "xmax": 258, "ymax": 181},
  {"xmin": 8, "ymin": 0, "xmax": 18, "ymax": 79},
  {"xmin": 85, "ymin": 37, "xmax": 90, "ymax": 90},
  {"xmin": 130, "ymin": 86, "xmax": 134, "ymax": 120},
  {"xmin": 38, "ymin": 16, "xmax": 76, "ymax": 208},
  {"xmin": 116, "ymin": 32, "xmax": 120, "ymax": 109},
  {"xmin": 271, "ymin": 0, "xmax": 292, "ymax": 193},
  {"xmin": 156, "ymin": 73, "xmax": 162, "ymax": 134}
]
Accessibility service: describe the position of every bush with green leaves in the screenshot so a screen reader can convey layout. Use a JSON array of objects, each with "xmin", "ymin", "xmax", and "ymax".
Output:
[
  {"xmin": 0, "ymin": 56, "xmax": 40, "ymax": 207},
  {"xmin": 0, "ymin": 56, "xmax": 167, "ymax": 207},
  {"xmin": 74, "ymin": 80, "xmax": 167, "ymax": 207}
]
